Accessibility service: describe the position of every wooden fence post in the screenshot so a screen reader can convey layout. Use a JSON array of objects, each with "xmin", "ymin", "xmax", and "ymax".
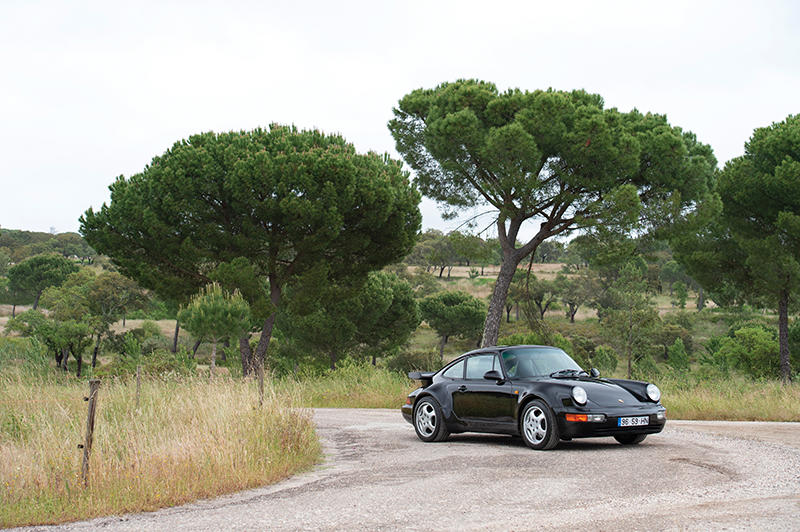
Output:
[{"xmin": 80, "ymin": 379, "xmax": 101, "ymax": 488}]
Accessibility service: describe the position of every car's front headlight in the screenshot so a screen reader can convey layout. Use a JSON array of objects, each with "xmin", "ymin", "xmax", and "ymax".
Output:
[
  {"xmin": 571, "ymin": 386, "xmax": 587, "ymax": 405},
  {"xmin": 646, "ymin": 383, "xmax": 661, "ymax": 402}
]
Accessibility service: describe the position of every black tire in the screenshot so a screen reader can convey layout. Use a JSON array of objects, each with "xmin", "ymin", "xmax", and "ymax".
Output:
[
  {"xmin": 614, "ymin": 433, "xmax": 647, "ymax": 445},
  {"xmin": 520, "ymin": 399, "xmax": 560, "ymax": 450},
  {"xmin": 413, "ymin": 397, "xmax": 450, "ymax": 442}
]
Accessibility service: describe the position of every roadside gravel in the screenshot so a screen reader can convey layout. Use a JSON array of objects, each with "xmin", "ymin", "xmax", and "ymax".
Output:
[{"xmin": 18, "ymin": 409, "xmax": 800, "ymax": 531}]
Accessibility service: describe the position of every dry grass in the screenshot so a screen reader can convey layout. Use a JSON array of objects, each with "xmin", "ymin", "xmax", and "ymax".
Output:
[
  {"xmin": 0, "ymin": 375, "xmax": 321, "ymax": 528},
  {"xmin": 660, "ymin": 376, "xmax": 800, "ymax": 422},
  {"xmin": 276, "ymin": 362, "xmax": 414, "ymax": 409}
]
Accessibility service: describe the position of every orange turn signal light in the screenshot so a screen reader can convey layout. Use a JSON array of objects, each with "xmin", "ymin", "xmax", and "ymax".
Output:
[
  {"xmin": 405, "ymin": 397, "xmax": 412, "ymax": 405},
  {"xmin": 565, "ymin": 414, "xmax": 588, "ymax": 422}
]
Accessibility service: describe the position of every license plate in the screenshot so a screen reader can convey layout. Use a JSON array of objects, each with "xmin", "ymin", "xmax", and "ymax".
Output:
[{"xmin": 618, "ymin": 416, "xmax": 649, "ymax": 427}]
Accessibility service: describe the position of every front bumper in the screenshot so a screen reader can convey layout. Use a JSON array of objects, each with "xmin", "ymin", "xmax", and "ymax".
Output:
[{"xmin": 557, "ymin": 406, "xmax": 667, "ymax": 439}]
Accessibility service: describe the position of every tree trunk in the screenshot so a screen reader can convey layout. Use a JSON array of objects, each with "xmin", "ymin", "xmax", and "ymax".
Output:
[
  {"xmin": 252, "ymin": 276, "xmax": 283, "ymax": 378},
  {"xmin": 210, "ymin": 340, "xmax": 217, "ymax": 378},
  {"xmin": 123, "ymin": 315, "xmax": 126, "ymax": 327},
  {"xmin": 482, "ymin": 257, "xmax": 520, "ymax": 347},
  {"xmin": 506, "ymin": 306, "xmax": 511, "ymax": 323},
  {"xmin": 56, "ymin": 347, "xmax": 65, "ymax": 368},
  {"xmin": 438, "ymin": 334, "xmax": 448, "ymax": 363},
  {"xmin": 91, "ymin": 333, "xmax": 101, "ymax": 368},
  {"xmin": 778, "ymin": 288, "xmax": 792, "ymax": 383},
  {"xmin": 33, "ymin": 290, "xmax": 42, "ymax": 310},
  {"xmin": 447, "ymin": 265, "xmax": 453, "ymax": 278},
  {"xmin": 569, "ymin": 307, "xmax": 577, "ymax": 323},
  {"xmin": 220, "ymin": 338, "xmax": 229, "ymax": 361},
  {"xmin": 696, "ymin": 287, "xmax": 705, "ymax": 311},
  {"xmin": 329, "ymin": 352, "xmax": 337, "ymax": 371},
  {"xmin": 192, "ymin": 339, "xmax": 201, "ymax": 357},
  {"xmin": 75, "ymin": 351, "xmax": 83, "ymax": 377},
  {"xmin": 61, "ymin": 349, "xmax": 69, "ymax": 370},
  {"xmin": 172, "ymin": 320, "xmax": 180, "ymax": 353},
  {"xmin": 438, "ymin": 266, "xmax": 445, "ymax": 278},
  {"xmin": 11, "ymin": 303, "xmax": 16, "ymax": 318},
  {"xmin": 626, "ymin": 346, "xmax": 632, "ymax": 379},
  {"xmin": 239, "ymin": 334, "xmax": 253, "ymax": 376}
]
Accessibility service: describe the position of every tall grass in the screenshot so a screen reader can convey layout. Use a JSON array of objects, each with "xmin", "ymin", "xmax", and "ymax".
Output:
[
  {"xmin": 0, "ymin": 374, "xmax": 321, "ymax": 528},
  {"xmin": 276, "ymin": 361, "xmax": 413, "ymax": 408},
  {"xmin": 659, "ymin": 375, "xmax": 800, "ymax": 421}
]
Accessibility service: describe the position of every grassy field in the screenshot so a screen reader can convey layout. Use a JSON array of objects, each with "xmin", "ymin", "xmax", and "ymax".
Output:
[{"xmin": 0, "ymin": 350, "xmax": 321, "ymax": 528}]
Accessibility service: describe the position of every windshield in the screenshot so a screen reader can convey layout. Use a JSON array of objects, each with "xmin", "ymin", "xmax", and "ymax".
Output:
[{"xmin": 501, "ymin": 347, "xmax": 583, "ymax": 378}]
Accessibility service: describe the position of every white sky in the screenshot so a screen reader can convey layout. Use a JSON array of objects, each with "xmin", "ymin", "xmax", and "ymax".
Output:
[{"xmin": 1, "ymin": 0, "xmax": 798, "ymax": 238}]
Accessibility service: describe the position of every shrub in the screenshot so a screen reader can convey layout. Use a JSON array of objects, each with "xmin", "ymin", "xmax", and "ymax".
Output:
[
  {"xmin": 716, "ymin": 326, "xmax": 780, "ymax": 379},
  {"xmin": 666, "ymin": 338, "xmax": 690, "ymax": 373},
  {"xmin": 384, "ymin": 349, "xmax": 440, "ymax": 374},
  {"xmin": 95, "ymin": 347, "xmax": 197, "ymax": 377},
  {"xmin": 632, "ymin": 354, "xmax": 660, "ymax": 380},
  {"xmin": 591, "ymin": 345, "xmax": 618, "ymax": 374}
]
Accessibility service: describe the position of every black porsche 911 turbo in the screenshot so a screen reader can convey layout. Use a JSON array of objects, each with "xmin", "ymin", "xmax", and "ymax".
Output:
[{"xmin": 401, "ymin": 345, "xmax": 666, "ymax": 450}]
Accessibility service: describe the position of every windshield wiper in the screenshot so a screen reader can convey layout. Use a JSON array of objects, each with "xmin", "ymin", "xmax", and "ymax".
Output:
[{"xmin": 549, "ymin": 369, "xmax": 589, "ymax": 378}]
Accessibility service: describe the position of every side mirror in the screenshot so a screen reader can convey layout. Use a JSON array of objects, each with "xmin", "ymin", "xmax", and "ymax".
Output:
[
  {"xmin": 590, "ymin": 368, "xmax": 600, "ymax": 378},
  {"xmin": 483, "ymin": 370, "xmax": 504, "ymax": 382}
]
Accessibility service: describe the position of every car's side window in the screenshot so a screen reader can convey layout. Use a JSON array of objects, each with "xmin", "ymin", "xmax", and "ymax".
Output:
[
  {"xmin": 442, "ymin": 359, "xmax": 465, "ymax": 379},
  {"xmin": 465, "ymin": 354, "xmax": 495, "ymax": 379}
]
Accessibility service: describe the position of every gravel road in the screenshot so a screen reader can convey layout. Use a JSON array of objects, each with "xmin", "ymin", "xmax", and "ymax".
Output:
[{"xmin": 21, "ymin": 409, "xmax": 800, "ymax": 531}]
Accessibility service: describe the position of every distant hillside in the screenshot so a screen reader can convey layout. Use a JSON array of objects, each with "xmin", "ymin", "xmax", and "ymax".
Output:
[{"xmin": 0, "ymin": 227, "xmax": 95, "ymax": 264}]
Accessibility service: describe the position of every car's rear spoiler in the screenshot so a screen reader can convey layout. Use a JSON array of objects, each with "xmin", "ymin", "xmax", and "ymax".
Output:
[{"xmin": 408, "ymin": 371, "xmax": 435, "ymax": 387}]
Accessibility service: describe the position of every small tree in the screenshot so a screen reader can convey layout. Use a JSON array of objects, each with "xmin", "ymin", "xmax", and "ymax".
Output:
[
  {"xmin": 667, "ymin": 338, "xmax": 690, "ymax": 373},
  {"xmin": 671, "ymin": 281, "xmax": 688, "ymax": 308},
  {"xmin": 7, "ymin": 254, "xmax": 77, "ymax": 309},
  {"xmin": 419, "ymin": 291, "xmax": 485, "ymax": 361},
  {"xmin": 178, "ymin": 283, "xmax": 251, "ymax": 375},
  {"xmin": 555, "ymin": 269, "xmax": 599, "ymax": 323},
  {"xmin": 600, "ymin": 263, "xmax": 660, "ymax": 378}
]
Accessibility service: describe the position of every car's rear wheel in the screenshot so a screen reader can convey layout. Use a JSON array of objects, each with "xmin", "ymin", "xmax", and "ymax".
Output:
[
  {"xmin": 614, "ymin": 433, "xmax": 647, "ymax": 445},
  {"xmin": 413, "ymin": 397, "xmax": 449, "ymax": 442},
  {"xmin": 520, "ymin": 399, "xmax": 559, "ymax": 450}
]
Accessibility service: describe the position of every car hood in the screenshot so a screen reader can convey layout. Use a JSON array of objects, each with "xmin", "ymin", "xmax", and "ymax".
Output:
[{"xmin": 521, "ymin": 377, "xmax": 643, "ymax": 407}]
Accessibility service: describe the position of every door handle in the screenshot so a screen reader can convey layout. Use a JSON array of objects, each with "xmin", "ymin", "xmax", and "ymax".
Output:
[{"xmin": 458, "ymin": 385, "xmax": 467, "ymax": 392}]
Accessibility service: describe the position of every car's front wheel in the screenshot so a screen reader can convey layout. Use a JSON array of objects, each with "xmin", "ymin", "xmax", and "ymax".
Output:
[
  {"xmin": 520, "ymin": 400, "xmax": 560, "ymax": 450},
  {"xmin": 413, "ymin": 397, "xmax": 449, "ymax": 442},
  {"xmin": 614, "ymin": 433, "xmax": 647, "ymax": 445}
]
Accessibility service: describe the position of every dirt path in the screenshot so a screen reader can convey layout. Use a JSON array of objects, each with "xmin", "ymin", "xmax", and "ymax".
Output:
[{"xmin": 20, "ymin": 410, "xmax": 800, "ymax": 531}]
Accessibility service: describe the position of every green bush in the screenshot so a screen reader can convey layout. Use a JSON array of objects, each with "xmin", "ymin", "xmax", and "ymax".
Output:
[
  {"xmin": 95, "ymin": 347, "xmax": 197, "ymax": 377},
  {"xmin": 384, "ymin": 349, "xmax": 440, "ymax": 374},
  {"xmin": 715, "ymin": 326, "xmax": 780, "ymax": 379},
  {"xmin": 591, "ymin": 345, "xmax": 618, "ymax": 374},
  {"xmin": 632, "ymin": 354, "xmax": 660, "ymax": 380},
  {"xmin": 667, "ymin": 338, "xmax": 690, "ymax": 373},
  {"xmin": 104, "ymin": 322, "xmax": 168, "ymax": 356}
]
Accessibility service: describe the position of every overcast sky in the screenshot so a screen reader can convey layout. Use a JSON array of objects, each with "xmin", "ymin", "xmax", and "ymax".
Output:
[{"xmin": 1, "ymin": 0, "xmax": 798, "ymax": 238}]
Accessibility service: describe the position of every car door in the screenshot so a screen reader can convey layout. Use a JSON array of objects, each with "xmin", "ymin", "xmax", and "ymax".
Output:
[{"xmin": 452, "ymin": 353, "xmax": 517, "ymax": 432}]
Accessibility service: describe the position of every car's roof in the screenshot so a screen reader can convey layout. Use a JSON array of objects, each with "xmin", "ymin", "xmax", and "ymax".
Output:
[{"xmin": 456, "ymin": 344, "xmax": 560, "ymax": 358}]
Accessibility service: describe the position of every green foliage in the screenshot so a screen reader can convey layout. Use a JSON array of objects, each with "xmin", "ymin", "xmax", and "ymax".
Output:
[
  {"xmin": 383, "ymin": 349, "xmax": 440, "ymax": 374},
  {"xmin": 632, "ymin": 354, "xmax": 661, "ymax": 380},
  {"xmin": 95, "ymin": 347, "xmax": 197, "ymax": 378},
  {"xmin": 591, "ymin": 345, "xmax": 618, "ymax": 374},
  {"xmin": 713, "ymin": 327, "xmax": 784, "ymax": 379},
  {"xmin": 420, "ymin": 291, "xmax": 485, "ymax": 342},
  {"xmin": 179, "ymin": 283, "xmax": 251, "ymax": 345},
  {"xmin": 81, "ymin": 125, "xmax": 421, "ymax": 373},
  {"xmin": 279, "ymin": 271, "xmax": 420, "ymax": 369},
  {"xmin": 599, "ymin": 263, "xmax": 660, "ymax": 378},
  {"xmin": 7, "ymin": 254, "xmax": 78, "ymax": 308},
  {"xmin": 667, "ymin": 338, "xmax": 690, "ymax": 373},
  {"xmin": 389, "ymin": 80, "xmax": 715, "ymax": 346},
  {"xmin": 671, "ymin": 281, "xmax": 688, "ymax": 308}
]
